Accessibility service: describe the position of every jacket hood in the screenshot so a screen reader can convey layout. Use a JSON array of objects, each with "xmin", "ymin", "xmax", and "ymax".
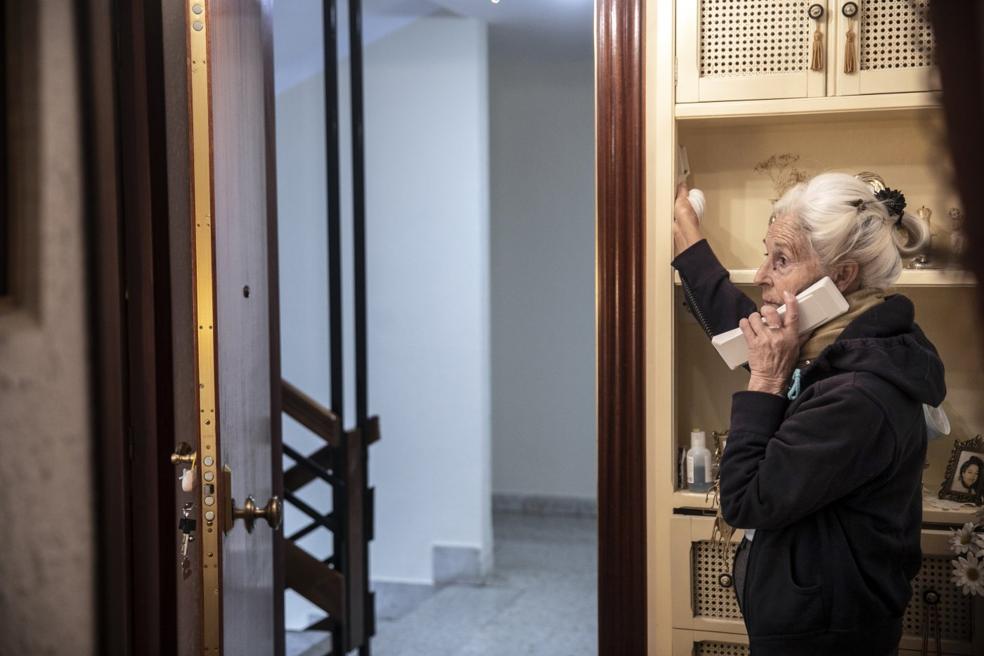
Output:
[{"xmin": 808, "ymin": 295, "xmax": 947, "ymax": 407}]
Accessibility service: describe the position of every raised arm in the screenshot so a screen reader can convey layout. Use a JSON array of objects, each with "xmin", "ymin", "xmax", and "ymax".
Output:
[{"xmin": 671, "ymin": 184, "xmax": 757, "ymax": 336}]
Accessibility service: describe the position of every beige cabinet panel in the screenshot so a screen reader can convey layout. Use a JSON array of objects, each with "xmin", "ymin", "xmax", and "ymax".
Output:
[
  {"xmin": 833, "ymin": 0, "xmax": 940, "ymax": 96},
  {"xmin": 676, "ymin": 0, "xmax": 828, "ymax": 103},
  {"xmin": 672, "ymin": 629, "xmax": 750, "ymax": 656}
]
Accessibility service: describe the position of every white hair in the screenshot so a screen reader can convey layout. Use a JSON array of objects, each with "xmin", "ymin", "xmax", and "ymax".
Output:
[{"xmin": 772, "ymin": 172, "xmax": 929, "ymax": 291}]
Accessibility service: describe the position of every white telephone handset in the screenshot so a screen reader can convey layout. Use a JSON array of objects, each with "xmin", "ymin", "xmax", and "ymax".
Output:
[{"xmin": 711, "ymin": 276, "xmax": 850, "ymax": 370}]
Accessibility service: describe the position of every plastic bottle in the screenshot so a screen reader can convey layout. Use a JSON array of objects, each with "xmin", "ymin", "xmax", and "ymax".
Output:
[{"xmin": 686, "ymin": 429, "xmax": 712, "ymax": 493}]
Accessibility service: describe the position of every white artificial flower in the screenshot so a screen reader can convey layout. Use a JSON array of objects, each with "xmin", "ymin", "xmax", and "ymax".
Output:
[
  {"xmin": 953, "ymin": 552, "xmax": 984, "ymax": 596},
  {"xmin": 950, "ymin": 522, "xmax": 979, "ymax": 555}
]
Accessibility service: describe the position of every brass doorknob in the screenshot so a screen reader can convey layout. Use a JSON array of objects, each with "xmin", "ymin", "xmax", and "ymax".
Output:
[{"xmin": 227, "ymin": 495, "xmax": 282, "ymax": 533}]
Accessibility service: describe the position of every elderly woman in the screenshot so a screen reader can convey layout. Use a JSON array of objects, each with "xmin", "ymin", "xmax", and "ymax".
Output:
[{"xmin": 672, "ymin": 172, "xmax": 945, "ymax": 655}]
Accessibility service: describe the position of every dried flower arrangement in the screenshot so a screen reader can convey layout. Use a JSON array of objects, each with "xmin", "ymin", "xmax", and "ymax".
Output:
[{"xmin": 753, "ymin": 153, "xmax": 810, "ymax": 204}]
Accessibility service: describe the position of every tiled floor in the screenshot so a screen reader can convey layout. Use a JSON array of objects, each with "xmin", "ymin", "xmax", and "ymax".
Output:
[{"xmin": 287, "ymin": 511, "xmax": 597, "ymax": 656}]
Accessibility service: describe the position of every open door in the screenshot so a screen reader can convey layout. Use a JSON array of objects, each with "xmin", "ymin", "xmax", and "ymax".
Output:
[{"xmin": 170, "ymin": 1, "xmax": 283, "ymax": 654}]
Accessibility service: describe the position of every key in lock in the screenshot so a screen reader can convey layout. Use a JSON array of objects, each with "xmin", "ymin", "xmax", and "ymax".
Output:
[{"xmin": 179, "ymin": 502, "xmax": 197, "ymax": 558}]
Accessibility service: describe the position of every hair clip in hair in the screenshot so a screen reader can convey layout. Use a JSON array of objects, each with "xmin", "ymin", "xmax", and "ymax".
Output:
[
  {"xmin": 875, "ymin": 187, "xmax": 907, "ymax": 226},
  {"xmin": 849, "ymin": 198, "xmax": 866, "ymax": 211}
]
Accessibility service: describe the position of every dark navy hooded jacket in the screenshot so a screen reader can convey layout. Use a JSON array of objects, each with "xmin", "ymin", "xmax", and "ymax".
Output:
[{"xmin": 674, "ymin": 240, "xmax": 946, "ymax": 656}]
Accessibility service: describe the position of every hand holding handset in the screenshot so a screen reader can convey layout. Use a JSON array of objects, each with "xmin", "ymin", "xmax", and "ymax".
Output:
[
  {"xmin": 711, "ymin": 277, "xmax": 849, "ymax": 370},
  {"xmin": 677, "ymin": 145, "xmax": 705, "ymax": 220}
]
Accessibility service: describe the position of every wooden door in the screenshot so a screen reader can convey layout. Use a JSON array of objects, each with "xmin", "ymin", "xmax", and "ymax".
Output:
[
  {"xmin": 176, "ymin": 1, "xmax": 282, "ymax": 654},
  {"xmin": 676, "ymin": 0, "xmax": 828, "ymax": 103},
  {"xmin": 832, "ymin": 0, "xmax": 940, "ymax": 96}
]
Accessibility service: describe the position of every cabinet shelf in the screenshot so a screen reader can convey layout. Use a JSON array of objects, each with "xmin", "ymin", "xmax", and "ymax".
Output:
[
  {"xmin": 673, "ymin": 489, "xmax": 980, "ymax": 527},
  {"xmin": 673, "ymin": 269, "xmax": 976, "ymax": 287},
  {"xmin": 675, "ymin": 92, "xmax": 942, "ymax": 123},
  {"xmin": 672, "ymin": 489, "xmax": 716, "ymax": 511}
]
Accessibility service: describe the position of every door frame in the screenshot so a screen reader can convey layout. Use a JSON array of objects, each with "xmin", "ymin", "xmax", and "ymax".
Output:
[
  {"xmin": 596, "ymin": 0, "xmax": 648, "ymax": 654},
  {"xmin": 83, "ymin": 0, "xmax": 649, "ymax": 652},
  {"xmin": 80, "ymin": 0, "xmax": 179, "ymax": 652}
]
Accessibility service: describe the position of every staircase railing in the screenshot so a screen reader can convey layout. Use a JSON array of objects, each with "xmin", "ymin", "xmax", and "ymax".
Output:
[{"xmin": 281, "ymin": 379, "xmax": 378, "ymax": 653}]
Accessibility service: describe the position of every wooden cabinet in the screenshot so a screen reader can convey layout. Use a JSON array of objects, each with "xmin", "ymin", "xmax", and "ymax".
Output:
[
  {"xmin": 669, "ymin": 518, "xmax": 984, "ymax": 654},
  {"xmin": 649, "ymin": 1, "xmax": 982, "ymax": 653},
  {"xmin": 676, "ymin": 0, "xmax": 828, "ymax": 102},
  {"xmin": 677, "ymin": 0, "xmax": 939, "ymax": 106}
]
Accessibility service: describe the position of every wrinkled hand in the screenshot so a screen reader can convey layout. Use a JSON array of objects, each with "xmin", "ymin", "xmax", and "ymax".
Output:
[
  {"xmin": 739, "ymin": 291, "xmax": 806, "ymax": 396},
  {"xmin": 673, "ymin": 183, "xmax": 704, "ymax": 257}
]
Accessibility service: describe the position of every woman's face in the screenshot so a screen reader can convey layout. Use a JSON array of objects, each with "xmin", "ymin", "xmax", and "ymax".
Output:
[
  {"xmin": 962, "ymin": 463, "xmax": 980, "ymax": 489},
  {"xmin": 754, "ymin": 214, "xmax": 826, "ymax": 307}
]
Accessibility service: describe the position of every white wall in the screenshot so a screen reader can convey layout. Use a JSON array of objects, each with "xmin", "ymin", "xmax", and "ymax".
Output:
[
  {"xmin": 275, "ymin": 11, "xmax": 491, "ymax": 623},
  {"xmin": 489, "ymin": 28, "xmax": 597, "ymax": 501},
  {"xmin": 363, "ymin": 16, "xmax": 491, "ymax": 583}
]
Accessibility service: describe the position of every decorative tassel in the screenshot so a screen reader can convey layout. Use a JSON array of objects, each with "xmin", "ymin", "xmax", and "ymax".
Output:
[
  {"xmin": 810, "ymin": 26, "xmax": 824, "ymax": 72},
  {"xmin": 844, "ymin": 21, "xmax": 858, "ymax": 74},
  {"xmin": 708, "ymin": 479, "xmax": 736, "ymax": 570}
]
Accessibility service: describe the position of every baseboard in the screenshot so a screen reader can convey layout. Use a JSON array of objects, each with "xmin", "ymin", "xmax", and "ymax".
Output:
[
  {"xmin": 432, "ymin": 544, "xmax": 485, "ymax": 586},
  {"xmin": 492, "ymin": 493, "xmax": 598, "ymax": 518}
]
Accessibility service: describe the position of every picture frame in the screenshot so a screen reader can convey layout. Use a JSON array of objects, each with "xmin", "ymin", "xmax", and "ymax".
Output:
[{"xmin": 939, "ymin": 435, "xmax": 984, "ymax": 505}]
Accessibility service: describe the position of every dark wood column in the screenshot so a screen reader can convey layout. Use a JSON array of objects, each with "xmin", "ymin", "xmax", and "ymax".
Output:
[{"xmin": 596, "ymin": 0, "xmax": 647, "ymax": 654}]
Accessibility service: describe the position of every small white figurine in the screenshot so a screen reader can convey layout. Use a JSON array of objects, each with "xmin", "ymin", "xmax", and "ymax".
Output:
[
  {"xmin": 949, "ymin": 207, "xmax": 966, "ymax": 257},
  {"xmin": 909, "ymin": 206, "xmax": 935, "ymax": 269}
]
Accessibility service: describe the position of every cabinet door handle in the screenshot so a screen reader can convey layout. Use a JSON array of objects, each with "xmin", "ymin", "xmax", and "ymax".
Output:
[
  {"xmin": 843, "ymin": 2, "xmax": 859, "ymax": 74},
  {"xmin": 809, "ymin": 4, "xmax": 826, "ymax": 72}
]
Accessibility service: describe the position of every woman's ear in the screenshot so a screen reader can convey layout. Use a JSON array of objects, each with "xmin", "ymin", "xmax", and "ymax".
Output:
[{"xmin": 831, "ymin": 261, "xmax": 860, "ymax": 292}]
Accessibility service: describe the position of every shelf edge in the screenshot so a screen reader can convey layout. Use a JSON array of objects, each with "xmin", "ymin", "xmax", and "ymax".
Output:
[
  {"xmin": 672, "ymin": 269, "xmax": 976, "ymax": 287},
  {"xmin": 675, "ymin": 91, "xmax": 942, "ymax": 121}
]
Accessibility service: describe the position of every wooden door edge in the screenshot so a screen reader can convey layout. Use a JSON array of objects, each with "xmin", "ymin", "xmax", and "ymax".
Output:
[
  {"xmin": 596, "ymin": 0, "xmax": 648, "ymax": 654},
  {"xmin": 258, "ymin": 1, "xmax": 286, "ymax": 654}
]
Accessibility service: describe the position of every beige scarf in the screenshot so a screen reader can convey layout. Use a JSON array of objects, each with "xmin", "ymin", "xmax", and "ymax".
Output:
[{"xmin": 798, "ymin": 287, "xmax": 885, "ymax": 364}]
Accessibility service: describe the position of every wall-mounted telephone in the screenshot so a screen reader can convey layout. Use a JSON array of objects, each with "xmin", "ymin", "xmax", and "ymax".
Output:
[
  {"xmin": 677, "ymin": 145, "xmax": 705, "ymax": 220},
  {"xmin": 711, "ymin": 276, "xmax": 849, "ymax": 370}
]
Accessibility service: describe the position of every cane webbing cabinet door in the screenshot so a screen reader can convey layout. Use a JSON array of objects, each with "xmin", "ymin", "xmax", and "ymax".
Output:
[
  {"xmin": 676, "ymin": 0, "xmax": 828, "ymax": 103},
  {"xmin": 833, "ymin": 0, "xmax": 940, "ymax": 96},
  {"xmin": 671, "ymin": 515, "xmax": 747, "ymax": 635}
]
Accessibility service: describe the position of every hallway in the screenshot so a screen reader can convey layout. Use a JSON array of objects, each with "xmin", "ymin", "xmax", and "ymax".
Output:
[{"xmin": 288, "ymin": 511, "xmax": 597, "ymax": 656}]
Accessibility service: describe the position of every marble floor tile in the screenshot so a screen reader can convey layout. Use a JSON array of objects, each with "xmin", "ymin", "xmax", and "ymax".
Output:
[
  {"xmin": 286, "ymin": 512, "xmax": 597, "ymax": 656},
  {"xmin": 373, "ymin": 512, "xmax": 597, "ymax": 656}
]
